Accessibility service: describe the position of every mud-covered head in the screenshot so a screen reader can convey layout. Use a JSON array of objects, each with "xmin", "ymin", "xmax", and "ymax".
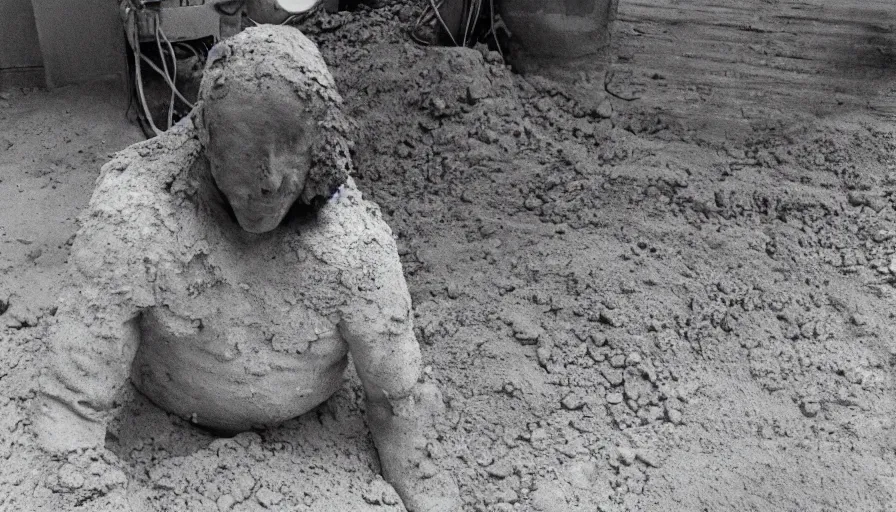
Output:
[{"xmin": 196, "ymin": 26, "xmax": 352, "ymax": 233}]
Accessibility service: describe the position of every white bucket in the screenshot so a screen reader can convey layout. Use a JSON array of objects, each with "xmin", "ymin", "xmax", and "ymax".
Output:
[
  {"xmin": 248, "ymin": 0, "xmax": 320, "ymax": 24},
  {"xmin": 276, "ymin": 0, "xmax": 319, "ymax": 13}
]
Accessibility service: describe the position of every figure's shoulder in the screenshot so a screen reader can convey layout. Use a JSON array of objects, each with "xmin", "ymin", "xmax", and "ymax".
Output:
[
  {"xmin": 305, "ymin": 181, "xmax": 410, "ymax": 314},
  {"xmin": 73, "ymin": 122, "xmax": 201, "ymax": 279},
  {"xmin": 93, "ymin": 121, "xmax": 201, "ymax": 198},
  {"xmin": 311, "ymin": 179, "xmax": 398, "ymax": 262}
]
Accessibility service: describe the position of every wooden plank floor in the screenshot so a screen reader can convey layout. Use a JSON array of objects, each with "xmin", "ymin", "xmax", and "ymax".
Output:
[{"xmin": 610, "ymin": 0, "xmax": 896, "ymax": 126}]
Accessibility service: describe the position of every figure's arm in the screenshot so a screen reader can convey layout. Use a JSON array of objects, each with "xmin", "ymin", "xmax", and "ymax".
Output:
[
  {"xmin": 33, "ymin": 232, "xmax": 149, "ymax": 453},
  {"xmin": 337, "ymin": 218, "xmax": 425, "ymax": 413},
  {"xmin": 34, "ymin": 284, "xmax": 143, "ymax": 452},
  {"xmin": 336, "ymin": 200, "xmax": 458, "ymax": 511},
  {"xmin": 31, "ymin": 128, "xmax": 193, "ymax": 453}
]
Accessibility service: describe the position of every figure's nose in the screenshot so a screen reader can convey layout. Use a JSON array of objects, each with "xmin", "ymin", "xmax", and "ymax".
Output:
[{"xmin": 259, "ymin": 170, "xmax": 284, "ymax": 196}]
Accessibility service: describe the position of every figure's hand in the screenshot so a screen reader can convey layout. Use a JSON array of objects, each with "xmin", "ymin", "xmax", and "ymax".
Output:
[
  {"xmin": 43, "ymin": 447, "xmax": 132, "ymax": 512},
  {"xmin": 367, "ymin": 383, "xmax": 461, "ymax": 512}
]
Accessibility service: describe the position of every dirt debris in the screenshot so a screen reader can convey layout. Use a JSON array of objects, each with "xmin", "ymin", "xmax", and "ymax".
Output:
[{"xmin": 1, "ymin": 1, "xmax": 896, "ymax": 511}]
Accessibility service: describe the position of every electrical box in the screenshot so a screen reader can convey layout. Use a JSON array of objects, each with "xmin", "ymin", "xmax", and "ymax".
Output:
[{"xmin": 129, "ymin": 0, "xmax": 242, "ymax": 43}]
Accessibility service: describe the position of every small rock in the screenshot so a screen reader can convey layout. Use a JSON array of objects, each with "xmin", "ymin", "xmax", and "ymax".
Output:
[
  {"xmin": 626, "ymin": 352, "xmax": 642, "ymax": 365},
  {"xmin": 509, "ymin": 315, "xmax": 542, "ymax": 345},
  {"xmin": 418, "ymin": 460, "xmax": 438, "ymax": 479},
  {"xmin": 596, "ymin": 99, "xmax": 613, "ymax": 119},
  {"xmin": 800, "ymin": 401, "xmax": 820, "ymax": 418},
  {"xmin": 476, "ymin": 451, "xmax": 495, "ymax": 467},
  {"xmin": 850, "ymin": 314, "xmax": 868, "ymax": 326},
  {"xmin": 872, "ymin": 230, "xmax": 893, "ymax": 243},
  {"xmin": 216, "ymin": 494, "xmax": 236, "ymax": 511},
  {"xmin": 601, "ymin": 368, "xmax": 624, "ymax": 386},
  {"xmin": 446, "ymin": 282, "xmax": 460, "ymax": 299},
  {"xmin": 667, "ymin": 408, "xmax": 683, "ymax": 424},
  {"xmin": 530, "ymin": 428, "xmax": 549, "ymax": 445},
  {"xmin": 561, "ymin": 393, "xmax": 585, "ymax": 410},
  {"xmin": 598, "ymin": 308, "xmax": 625, "ymax": 327},
  {"xmin": 536, "ymin": 345, "xmax": 552, "ymax": 368},
  {"xmin": 362, "ymin": 477, "xmax": 401, "ymax": 506},
  {"xmin": 588, "ymin": 345, "xmax": 607, "ymax": 362},
  {"xmin": 480, "ymin": 224, "xmax": 497, "ymax": 236},
  {"xmin": 606, "ymin": 392, "xmax": 623, "ymax": 405},
  {"xmin": 564, "ymin": 460, "xmax": 597, "ymax": 489},
  {"xmin": 623, "ymin": 381, "xmax": 641, "ymax": 401},
  {"xmin": 57, "ymin": 464, "xmax": 84, "ymax": 490},
  {"xmin": 616, "ymin": 447, "xmax": 636, "ymax": 466},
  {"xmin": 524, "ymin": 195, "xmax": 544, "ymax": 211},
  {"xmin": 426, "ymin": 441, "xmax": 447, "ymax": 459},
  {"xmin": 589, "ymin": 332, "xmax": 607, "ymax": 346},
  {"xmin": 530, "ymin": 482, "xmax": 567, "ymax": 511},
  {"xmin": 635, "ymin": 450, "xmax": 662, "ymax": 468},
  {"xmin": 610, "ymin": 354, "xmax": 626, "ymax": 368},
  {"xmin": 486, "ymin": 459, "xmax": 513, "ymax": 479}
]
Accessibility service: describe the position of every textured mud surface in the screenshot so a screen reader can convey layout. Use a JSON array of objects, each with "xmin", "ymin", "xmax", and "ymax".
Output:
[{"xmin": 2, "ymin": 1, "xmax": 896, "ymax": 511}]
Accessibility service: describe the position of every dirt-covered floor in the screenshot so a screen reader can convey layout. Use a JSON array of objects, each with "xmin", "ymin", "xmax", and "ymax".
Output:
[{"xmin": 3, "ymin": 1, "xmax": 896, "ymax": 511}]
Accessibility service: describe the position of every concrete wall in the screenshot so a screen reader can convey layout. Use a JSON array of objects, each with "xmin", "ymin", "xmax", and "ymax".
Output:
[
  {"xmin": 0, "ymin": 0, "xmax": 45, "ymax": 89},
  {"xmin": 30, "ymin": 0, "xmax": 127, "ymax": 89}
]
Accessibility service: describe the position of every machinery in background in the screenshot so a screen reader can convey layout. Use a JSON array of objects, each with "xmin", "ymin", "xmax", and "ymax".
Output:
[
  {"xmin": 498, "ymin": 0, "xmax": 618, "ymax": 76},
  {"xmin": 415, "ymin": 0, "xmax": 619, "ymax": 79},
  {"xmin": 127, "ymin": 0, "xmax": 244, "ymax": 45},
  {"xmin": 121, "ymin": 0, "xmax": 245, "ymax": 137},
  {"xmin": 120, "ymin": 0, "xmax": 333, "ymax": 137}
]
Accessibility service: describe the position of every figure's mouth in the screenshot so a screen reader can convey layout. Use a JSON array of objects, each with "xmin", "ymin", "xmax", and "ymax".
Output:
[
  {"xmin": 239, "ymin": 204, "xmax": 281, "ymax": 221},
  {"xmin": 233, "ymin": 204, "xmax": 288, "ymax": 234}
]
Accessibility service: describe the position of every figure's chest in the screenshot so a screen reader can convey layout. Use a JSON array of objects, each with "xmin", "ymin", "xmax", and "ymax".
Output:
[{"xmin": 148, "ymin": 227, "xmax": 347, "ymax": 356}]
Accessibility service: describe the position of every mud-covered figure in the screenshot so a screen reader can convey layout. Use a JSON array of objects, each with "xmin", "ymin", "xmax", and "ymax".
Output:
[{"xmin": 32, "ymin": 26, "xmax": 459, "ymax": 512}]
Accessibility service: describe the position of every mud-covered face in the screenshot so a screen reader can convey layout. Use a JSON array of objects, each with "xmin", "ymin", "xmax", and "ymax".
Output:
[{"xmin": 204, "ymin": 89, "xmax": 314, "ymax": 233}]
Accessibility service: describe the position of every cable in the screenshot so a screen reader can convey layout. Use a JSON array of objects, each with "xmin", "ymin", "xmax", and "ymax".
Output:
[
  {"xmin": 462, "ymin": 0, "xmax": 479, "ymax": 47},
  {"xmin": 134, "ymin": 32, "xmax": 164, "ymax": 137},
  {"xmin": 154, "ymin": 15, "xmax": 175, "ymax": 129},
  {"xmin": 175, "ymin": 42, "xmax": 202, "ymax": 61},
  {"xmin": 139, "ymin": 53, "xmax": 195, "ymax": 109},
  {"xmin": 427, "ymin": 0, "xmax": 458, "ymax": 47},
  {"xmin": 161, "ymin": 30, "xmax": 181, "ymax": 127},
  {"xmin": 488, "ymin": 0, "xmax": 503, "ymax": 59},
  {"xmin": 410, "ymin": 0, "xmax": 439, "ymax": 46},
  {"xmin": 158, "ymin": 20, "xmax": 185, "ymax": 126}
]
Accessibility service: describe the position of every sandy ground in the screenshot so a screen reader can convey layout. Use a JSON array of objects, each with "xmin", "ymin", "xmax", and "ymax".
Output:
[{"xmin": 2, "ymin": 1, "xmax": 896, "ymax": 511}]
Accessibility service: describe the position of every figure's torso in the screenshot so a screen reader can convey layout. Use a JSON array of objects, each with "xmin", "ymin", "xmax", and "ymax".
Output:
[
  {"xmin": 80, "ymin": 130, "xmax": 392, "ymax": 432},
  {"xmin": 128, "ymin": 172, "xmax": 364, "ymax": 432}
]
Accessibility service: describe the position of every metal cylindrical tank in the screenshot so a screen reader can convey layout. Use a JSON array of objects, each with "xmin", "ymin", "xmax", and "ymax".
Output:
[{"xmin": 499, "ymin": 0, "xmax": 618, "ymax": 75}]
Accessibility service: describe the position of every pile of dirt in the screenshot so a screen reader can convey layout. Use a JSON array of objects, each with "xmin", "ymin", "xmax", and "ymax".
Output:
[{"xmin": 1, "ymin": 1, "xmax": 896, "ymax": 511}]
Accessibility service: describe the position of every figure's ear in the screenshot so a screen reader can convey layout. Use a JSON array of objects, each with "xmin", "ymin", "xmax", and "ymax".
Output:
[
  {"xmin": 199, "ymin": 41, "xmax": 233, "ymax": 103},
  {"xmin": 191, "ymin": 101, "xmax": 213, "ymax": 151},
  {"xmin": 206, "ymin": 41, "xmax": 232, "ymax": 68},
  {"xmin": 300, "ymin": 121, "xmax": 352, "ymax": 205}
]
